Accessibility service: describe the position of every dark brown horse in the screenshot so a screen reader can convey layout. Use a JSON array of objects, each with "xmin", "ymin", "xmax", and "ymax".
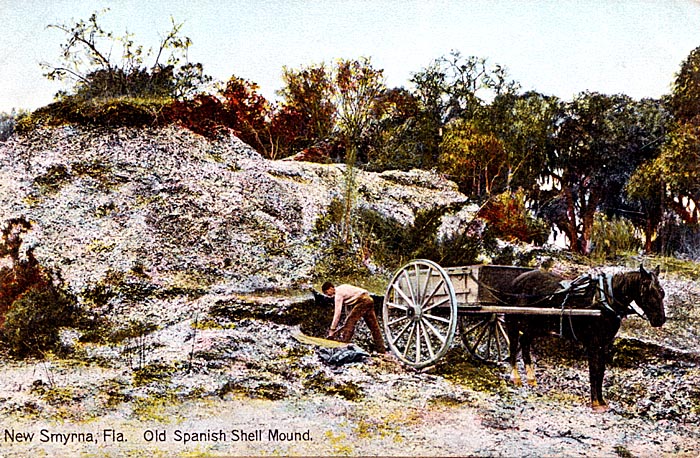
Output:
[{"xmin": 506, "ymin": 265, "xmax": 666, "ymax": 411}]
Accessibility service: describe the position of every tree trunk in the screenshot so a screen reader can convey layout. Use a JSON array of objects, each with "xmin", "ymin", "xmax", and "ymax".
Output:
[
  {"xmin": 579, "ymin": 188, "xmax": 600, "ymax": 255},
  {"xmin": 562, "ymin": 187, "xmax": 580, "ymax": 253}
]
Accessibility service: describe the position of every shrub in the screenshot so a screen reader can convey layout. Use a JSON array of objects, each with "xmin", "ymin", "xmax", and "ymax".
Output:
[
  {"xmin": 477, "ymin": 190, "xmax": 549, "ymax": 245},
  {"xmin": 590, "ymin": 214, "xmax": 642, "ymax": 260},
  {"xmin": 0, "ymin": 110, "xmax": 29, "ymax": 141},
  {"xmin": 3, "ymin": 282, "xmax": 78, "ymax": 358},
  {"xmin": 313, "ymin": 199, "xmax": 490, "ymax": 279},
  {"xmin": 0, "ymin": 217, "xmax": 80, "ymax": 358},
  {"xmin": 16, "ymin": 97, "xmax": 171, "ymax": 133}
]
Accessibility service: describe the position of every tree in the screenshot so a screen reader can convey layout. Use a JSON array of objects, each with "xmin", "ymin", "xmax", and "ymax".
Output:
[
  {"xmin": 543, "ymin": 92, "xmax": 665, "ymax": 254},
  {"xmin": 489, "ymin": 91, "xmax": 561, "ymax": 194},
  {"xmin": 334, "ymin": 58, "xmax": 386, "ymax": 160},
  {"xmin": 366, "ymin": 87, "xmax": 423, "ymax": 170},
  {"xmin": 607, "ymin": 98, "xmax": 670, "ymax": 252},
  {"xmin": 409, "ymin": 51, "xmax": 520, "ymax": 168},
  {"xmin": 277, "ymin": 63, "xmax": 336, "ymax": 152},
  {"xmin": 624, "ymin": 46, "xmax": 700, "ymax": 252},
  {"xmin": 220, "ymin": 76, "xmax": 277, "ymax": 157},
  {"xmin": 438, "ymin": 118, "xmax": 506, "ymax": 195},
  {"xmin": 669, "ymin": 45, "xmax": 700, "ymax": 124},
  {"xmin": 42, "ymin": 9, "xmax": 211, "ymax": 100},
  {"xmin": 332, "ymin": 58, "xmax": 386, "ymax": 243},
  {"xmin": 629, "ymin": 123, "xmax": 700, "ymax": 225}
]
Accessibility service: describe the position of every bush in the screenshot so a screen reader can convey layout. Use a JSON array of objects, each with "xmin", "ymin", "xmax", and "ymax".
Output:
[
  {"xmin": 0, "ymin": 217, "xmax": 80, "ymax": 358},
  {"xmin": 16, "ymin": 97, "xmax": 171, "ymax": 133},
  {"xmin": 313, "ymin": 199, "xmax": 491, "ymax": 279},
  {"xmin": 3, "ymin": 282, "xmax": 78, "ymax": 358},
  {"xmin": 590, "ymin": 214, "xmax": 642, "ymax": 260},
  {"xmin": 477, "ymin": 190, "xmax": 549, "ymax": 245},
  {"xmin": 0, "ymin": 110, "xmax": 29, "ymax": 141}
]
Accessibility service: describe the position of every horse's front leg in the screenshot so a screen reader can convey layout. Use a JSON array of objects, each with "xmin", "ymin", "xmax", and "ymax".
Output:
[
  {"xmin": 507, "ymin": 322, "xmax": 522, "ymax": 386},
  {"xmin": 521, "ymin": 333, "xmax": 537, "ymax": 386},
  {"xmin": 588, "ymin": 346, "xmax": 608, "ymax": 412}
]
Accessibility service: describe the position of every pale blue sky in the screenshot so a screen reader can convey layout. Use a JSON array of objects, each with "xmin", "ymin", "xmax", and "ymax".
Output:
[{"xmin": 2, "ymin": 0, "xmax": 700, "ymax": 112}]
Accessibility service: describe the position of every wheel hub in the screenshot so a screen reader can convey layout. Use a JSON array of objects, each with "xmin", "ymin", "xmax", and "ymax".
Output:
[{"xmin": 406, "ymin": 306, "xmax": 422, "ymax": 322}]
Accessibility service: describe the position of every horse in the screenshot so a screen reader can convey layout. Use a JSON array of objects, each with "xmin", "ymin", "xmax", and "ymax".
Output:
[{"xmin": 505, "ymin": 265, "xmax": 666, "ymax": 411}]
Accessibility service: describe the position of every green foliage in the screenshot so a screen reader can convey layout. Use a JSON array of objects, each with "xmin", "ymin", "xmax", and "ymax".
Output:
[
  {"xmin": 438, "ymin": 119, "xmax": 506, "ymax": 195},
  {"xmin": 278, "ymin": 63, "xmax": 336, "ymax": 150},
  {"xmin": 277, "ymin": 57, "xmax": 386, "ymax": 163},
  {"xmin": 629, "ymin": 124, "xmax": 700, "ymax": 225},
  {"xmin": 590, "ymin": 214, "xmax": 642, "ymax": 261},
  {"xmin": 303, "ymin": 371, "xmax": 363, "ymax": 400},
  {"xmin": 0, "ymin": 218, "xmax": 80, "ymax": 358},
  {"xmin": 42, "ymin": 9, "xmax": 211, "ymax": 101},
  {"xmin": 314, "ymin": 199, "xmax": 490, "ymax": 279},
  {"xmin": 16, "ymin": 97, "xmax": 171, "ymax": 132},
  {"xmin": 0, "ymin": 109, "xmax": 29, "ymax": 141},
  {"xmin": 669, "ymin": 45, "xmax": 700, "ymax": 123},
  {"xmin": 132, "ymin": 362, "xmax": 176, "ymax": 387},
  {"xmin": 544, "ymin": 92, "xmax": 667, "ymax": 254},
  {"xmin": 3, "ymin": 284, "xmax": 78, "ymax": 358}
]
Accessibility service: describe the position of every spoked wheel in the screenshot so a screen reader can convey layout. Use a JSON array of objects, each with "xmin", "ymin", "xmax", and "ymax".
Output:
[
  {"xmin": 459, "ymin": 313, "xmax": 509, "ymax": 363},
  {"xmin": 383, "ymin": 259, "xmax": 458, "ymax": 369}
]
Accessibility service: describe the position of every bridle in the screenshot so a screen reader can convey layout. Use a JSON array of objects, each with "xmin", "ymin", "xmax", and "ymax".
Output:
[{"xmin": 595, "ymin": 273, "xmax": 649, "ymax": 321}]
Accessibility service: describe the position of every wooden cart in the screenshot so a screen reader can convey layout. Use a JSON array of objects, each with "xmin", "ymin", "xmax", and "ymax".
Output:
[{"xmin": 382, "ymin": 259, "xmax": 602, "ymax": 368}]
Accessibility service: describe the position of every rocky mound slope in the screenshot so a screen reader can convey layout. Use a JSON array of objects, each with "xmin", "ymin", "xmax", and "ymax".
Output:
[
  {"xmin": 0, "ymin": 126, "xmax": 698, "ymax": 457},
  {"xmin": 0, "ymin": 125, "xmax": 468, "ymax": 323}
]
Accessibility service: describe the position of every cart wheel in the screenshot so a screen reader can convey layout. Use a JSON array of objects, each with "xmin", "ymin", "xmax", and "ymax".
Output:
[
  {"xmin": 459, "ymin": 313, "xmax": 509, "ymax": 363},
  {"xmin": 383, "ymin": 259, "xmax": 458, "ymax": 368}
]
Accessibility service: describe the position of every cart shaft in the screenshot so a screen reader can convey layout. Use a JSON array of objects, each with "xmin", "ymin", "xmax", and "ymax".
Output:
[{"xmin": 459, "ymin": 305, "xmax": 602, "ymax": 316}]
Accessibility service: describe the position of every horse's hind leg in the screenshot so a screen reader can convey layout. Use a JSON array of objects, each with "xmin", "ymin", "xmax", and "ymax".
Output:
[
  {"xmin": 588, "ymin": 346, "xmax": 608, "ymax": 412},
  {"xmin": 521, "ymin": 333, "xmax": 537, "ymax": 387},
  {"xmin": 506, "ymin": 322, "xmax": 522, "ymax": 386}
]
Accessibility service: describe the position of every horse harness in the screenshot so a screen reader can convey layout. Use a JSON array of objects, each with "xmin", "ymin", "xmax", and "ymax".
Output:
[
  {"xmin": 556, "ymin": 272, "xmax": 649, "ymax": 339},
  {"xmin": 467, "ymin": 270, "xmax": 649, "ymax": 339}
]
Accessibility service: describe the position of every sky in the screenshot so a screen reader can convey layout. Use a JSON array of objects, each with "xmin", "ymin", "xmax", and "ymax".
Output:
[{"xmin": 2, "ymin": 0, "xmax": 700, "ymax": 113}]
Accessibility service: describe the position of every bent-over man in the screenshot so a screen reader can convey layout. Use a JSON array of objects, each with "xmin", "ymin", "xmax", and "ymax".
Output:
[{"xmin": 322, "ymin": 282, "xmax": 386, "ymax": 354}]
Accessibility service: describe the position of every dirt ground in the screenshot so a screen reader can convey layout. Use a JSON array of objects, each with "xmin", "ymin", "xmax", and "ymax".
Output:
[{"xmin": 0, "ymin": 275, "xmax": 698, "ymax": 457}]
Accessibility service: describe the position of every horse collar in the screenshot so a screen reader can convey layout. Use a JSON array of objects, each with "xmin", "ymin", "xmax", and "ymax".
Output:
[
  {"xmin": 598, "ymin": 273, "xmax": 647, "ymax": 321},
  {"xmin": 597, "ymin": 274, "xmax": 618, "ymax": 317}
]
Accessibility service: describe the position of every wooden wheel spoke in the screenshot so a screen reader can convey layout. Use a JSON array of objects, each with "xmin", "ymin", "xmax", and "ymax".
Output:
[
  {"xmin": 386, "ymin": 301, "xmax": 409, "ymax": 312},
  {"xmin": 462, "ymin": 318, "xmax": 488, "ymax": 336},
  {"xmin": 420, "ymin": 321, "xmax": 436, "ymax": 360},
  {"xmin": 421, "ymin": 318, "xmax": 447, "ymax": 345},
  {"xmin": 422, "ymin": 312, "xmax": 450, "ymax": 325},
  {"xmin": 484, "ymin": 323, "xmax": 493, "ymax": 360},
  {"xmin": 422, "ymin": 297, "xmax": 449, "ymax": 313},
  {"xmin": 390, "ymin": 320, "xmax": 413, "ymax": 345},
  {"xmin": 414, "ymin": 322, "xmax": 422, "ymax": 363},
  {"xmin": 422, "ymin": 279, "xmax": 446, "ymax": 309},
  {"xmin": 403, "ymin": 323, "xmax": 418, "ymax": 359},
  {"xmin": 491, "ymin": 321, "xmax": 504, "ymax": 361},
  {"xmin": 391, "ymin": 283, "xmax": 415, "ymax": 308},
  {"xmin": 469, "ymin": 322, "xmax": 490, "ymax": 354},
  {"xmin": 413, "ymin": 264, "xmax": 425, "ymax": 306},
  {"xmin": 496, "ymin": 319, "xmax": 510, "ymax": 347},
  {"xmin": 418, "ymin": 266, "xmax": 432, "ymax": 307},
  {"xmin": 400, "ymin": 270, "xmax": 417, "ymax": 307},
  {"xmin": 388, "ymin": 315, "xmax": 410, "ymax": 327}
]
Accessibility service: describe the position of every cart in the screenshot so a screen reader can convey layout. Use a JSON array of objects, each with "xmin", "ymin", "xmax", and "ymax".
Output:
[{"xmin": 382, "ymin": 259, "xmax": 602, "ymax": 368}]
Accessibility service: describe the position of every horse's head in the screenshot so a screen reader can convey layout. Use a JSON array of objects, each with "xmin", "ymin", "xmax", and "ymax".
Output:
[{"xmin": 636, "ymin": 264, "xmax": 666, "ymax": 327}]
